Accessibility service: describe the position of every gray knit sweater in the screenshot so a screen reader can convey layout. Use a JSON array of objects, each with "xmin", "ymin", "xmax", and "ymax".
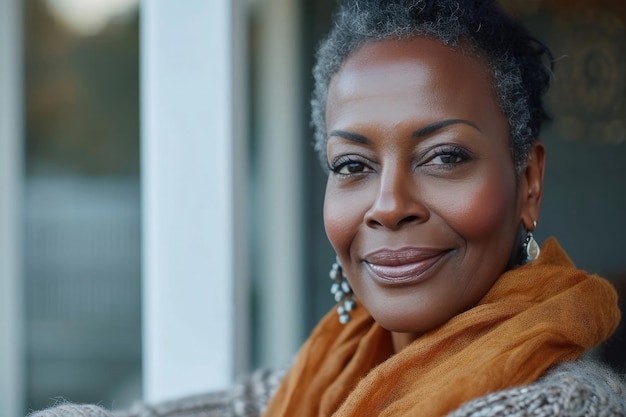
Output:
[{"xmin": 28, "ymin": 361, "xmax": 626, "ymax": 417}]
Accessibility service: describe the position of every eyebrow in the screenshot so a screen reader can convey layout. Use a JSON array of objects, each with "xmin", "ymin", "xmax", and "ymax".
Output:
[
  {"xmin": 327, "ymin": 130, "xmax": 370, "ymax": 144},
  {"xmin": 413, "ymin": 119, "xmax": 482, "ymax": 138},
  {"xmin": 327, "ymin": 119, "xmax": 481, "ymax": 144}
]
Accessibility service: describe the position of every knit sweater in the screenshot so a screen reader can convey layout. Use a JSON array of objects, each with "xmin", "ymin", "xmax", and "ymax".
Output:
[{"xmin": 28, "ymin": 360, "xmax": 626, "ymax": 417}]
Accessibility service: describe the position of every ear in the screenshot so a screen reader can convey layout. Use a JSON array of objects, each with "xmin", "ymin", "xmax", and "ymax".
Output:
[{"xmin": 519, "ymin": 140, "xmax": 546, "ymax": 230}]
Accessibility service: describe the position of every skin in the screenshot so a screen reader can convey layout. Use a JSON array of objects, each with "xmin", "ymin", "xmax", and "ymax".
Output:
[{"xmin": 323, "ymin": 37, "xmax": 545, "ymax": 353}]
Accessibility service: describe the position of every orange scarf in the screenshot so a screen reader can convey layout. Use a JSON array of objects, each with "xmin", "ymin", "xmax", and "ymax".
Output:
[{"xmin": 263, "ymin": 239, "xmax": 620, "ymax": 417}]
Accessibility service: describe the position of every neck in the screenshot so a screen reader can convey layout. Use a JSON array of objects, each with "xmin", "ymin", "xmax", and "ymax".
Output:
[{"xmin": 392, "ymin": 331, "xmax": 422, "ymax": 353}]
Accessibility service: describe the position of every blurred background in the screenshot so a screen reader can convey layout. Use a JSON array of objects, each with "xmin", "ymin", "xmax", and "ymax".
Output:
[{"xmin": 0, "ymin": 0, "xmax": 624, "ymax": 415}]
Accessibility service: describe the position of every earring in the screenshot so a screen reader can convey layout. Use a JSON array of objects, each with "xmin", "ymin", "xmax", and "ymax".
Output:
[
  {"xmin": 523, "ymin": 221, "xmax": 540, "ymax": 263},
  {"xmin": 329, "ymin": 257, "xmax": 356, "ymax": 324}
]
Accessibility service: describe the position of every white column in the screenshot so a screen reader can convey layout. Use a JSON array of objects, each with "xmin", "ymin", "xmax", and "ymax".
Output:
[
  {"xmin": 256, "ymin": 0, "xmax": 304, "ymax": 368},
  {"xmin": 141, "ymin": 0, "xmax": 248, "ymax": 402},
  {"xmin": 0, "ymin": 0, "xmax": 25, "ymax": 415}
]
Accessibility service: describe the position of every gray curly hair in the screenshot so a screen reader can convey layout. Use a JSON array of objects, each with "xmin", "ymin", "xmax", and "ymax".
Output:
[{"xmin": 311, "ymin": 0, "xmax": 553, "ymax": 174}]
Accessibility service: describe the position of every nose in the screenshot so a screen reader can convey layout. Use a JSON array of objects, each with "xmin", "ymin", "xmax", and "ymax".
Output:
[{"xmin": 364, "ymin": 167, "xmax": 429, "ymax": 230}]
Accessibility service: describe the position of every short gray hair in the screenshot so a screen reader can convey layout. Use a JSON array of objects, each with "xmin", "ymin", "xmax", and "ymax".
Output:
[{"xmin": 311, "ymin": 0, "xmax": 553, "ymax": 173}]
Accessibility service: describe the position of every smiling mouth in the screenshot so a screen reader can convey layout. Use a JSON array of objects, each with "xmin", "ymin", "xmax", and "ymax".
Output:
[{"xmin": 364, "ymin": 248, "xmax": 449, "ymax": 284}]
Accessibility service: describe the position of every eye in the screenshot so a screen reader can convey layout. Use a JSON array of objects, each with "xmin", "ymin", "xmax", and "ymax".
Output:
[
  {"xmin": 328, "ymin": 156, "xmax": 373, "ymax": 176},
  {"xmin": 431, "ymin": 154, "xmax": 464, "ymax": 164},
  {"xmin": 423, "ymin": 145, "xmax": 471, "ymax": 166}
]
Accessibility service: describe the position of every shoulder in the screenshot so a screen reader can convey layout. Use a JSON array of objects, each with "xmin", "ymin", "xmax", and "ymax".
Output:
[
  {"xmin": 27, "ymin": 402, "xmax": 118, "ymax": 417},
  {"xmin": 27, "ymin": 367, "xmax": 288, "ymax": 417},
  {"xmin": 447, "ymin": 360, "xmax": 626, "ymax": 417}
]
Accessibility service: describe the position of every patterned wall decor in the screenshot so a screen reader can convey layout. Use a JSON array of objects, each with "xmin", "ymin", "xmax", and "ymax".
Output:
[{"xmin": 502, "ymin": 0, "xmax": 626, "ymax": 145}]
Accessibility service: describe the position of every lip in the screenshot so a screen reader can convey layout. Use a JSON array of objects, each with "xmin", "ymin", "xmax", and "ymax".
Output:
[{"xmin": 363, "ymin": 247, "xmax": 449, "ymax": 284}]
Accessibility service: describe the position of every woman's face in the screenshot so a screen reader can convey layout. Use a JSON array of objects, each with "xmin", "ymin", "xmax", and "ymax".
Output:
[{"xmin": 323, "ymin": 37, "xmax": 540, "ymax": 339}]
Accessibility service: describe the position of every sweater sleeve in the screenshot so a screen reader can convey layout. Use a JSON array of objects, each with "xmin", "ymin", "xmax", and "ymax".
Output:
[
  {"xmin": 27, "ymin": 367, "xmax": 288, "ymax": 417},
  {"xmin": 446, "ymin": 360, "xmax": 626, "ymax": 417},
  {"xmin": 27, "ymin": 403, "xmax": 116, "ymax": 417}
]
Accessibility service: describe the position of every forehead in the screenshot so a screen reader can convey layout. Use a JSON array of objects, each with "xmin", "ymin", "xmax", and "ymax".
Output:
[
  {"xmin": 333, "ymin": 37, "xmax": 491, "ymax": 90},
  {"xmin": 326, "ymin": 37, "xmax": 502, "ymax": 130}
]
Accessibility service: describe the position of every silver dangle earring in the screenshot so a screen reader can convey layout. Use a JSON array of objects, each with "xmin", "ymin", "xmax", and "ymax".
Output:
[
  {"xmin": 523, "ymin": 221, "xmax": 540, "ymax": 263},
  {"xmin": 329, "ymin": 257, "xmax": 356, "ymax": 324}
]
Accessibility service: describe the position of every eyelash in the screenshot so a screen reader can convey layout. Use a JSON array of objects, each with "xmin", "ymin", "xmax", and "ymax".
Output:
[
  {"xmin": 328, "ymin": 144, "xmax": 472, "ymax": 176},
  {"xmin": 424, "ymin": 145, "xmax": 472, "ymax": 167},
  {"xmin": 328, "ymin": 156, "xmax": 371, "ymax": 176}
]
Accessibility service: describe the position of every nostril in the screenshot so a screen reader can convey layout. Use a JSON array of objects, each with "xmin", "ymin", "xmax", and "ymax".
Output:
[
  {"xmin": 398, "ymin": 215, "xmax": 419, "ymax": 226},
  {"xmin": 367, "ymin": 218, "xmax": 383, "ymax": 227},
  {"xmin": 366, "ymin": 214, "xmax": 423, "ymax": 229}
]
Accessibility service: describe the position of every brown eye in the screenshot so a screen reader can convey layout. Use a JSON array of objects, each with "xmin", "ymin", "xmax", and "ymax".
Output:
[
  {"xmin": 339, "ymin": 162, "xmax": 366, "ymax": 174},
  {"xmin": 329, "ymin": 156, "xmax": 372, "ymax": 176},
  {"xmin": 432, "ymin": 154, "xmax": 463, "ymax": 165},
  {"xmin": 423, "ymin": 145, "xmax": 471, "ymax": 166}
]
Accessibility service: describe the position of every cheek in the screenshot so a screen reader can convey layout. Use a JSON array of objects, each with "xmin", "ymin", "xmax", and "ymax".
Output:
[
  {"xmin": 323, "ymin": 185, "xmax": 356, "ymax": 256},
  {"xmin": 431, "ymin": 172, "xmax": 518, "ymax": 241},
  {"xmin": 324, "ymin": 180, "xmax": 375, "ymax": 261}
]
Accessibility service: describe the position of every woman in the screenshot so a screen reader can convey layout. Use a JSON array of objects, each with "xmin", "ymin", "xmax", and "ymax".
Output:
[{"xmin": 31, "ymin": 0, "xmax": 625, "ymax": 416}]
